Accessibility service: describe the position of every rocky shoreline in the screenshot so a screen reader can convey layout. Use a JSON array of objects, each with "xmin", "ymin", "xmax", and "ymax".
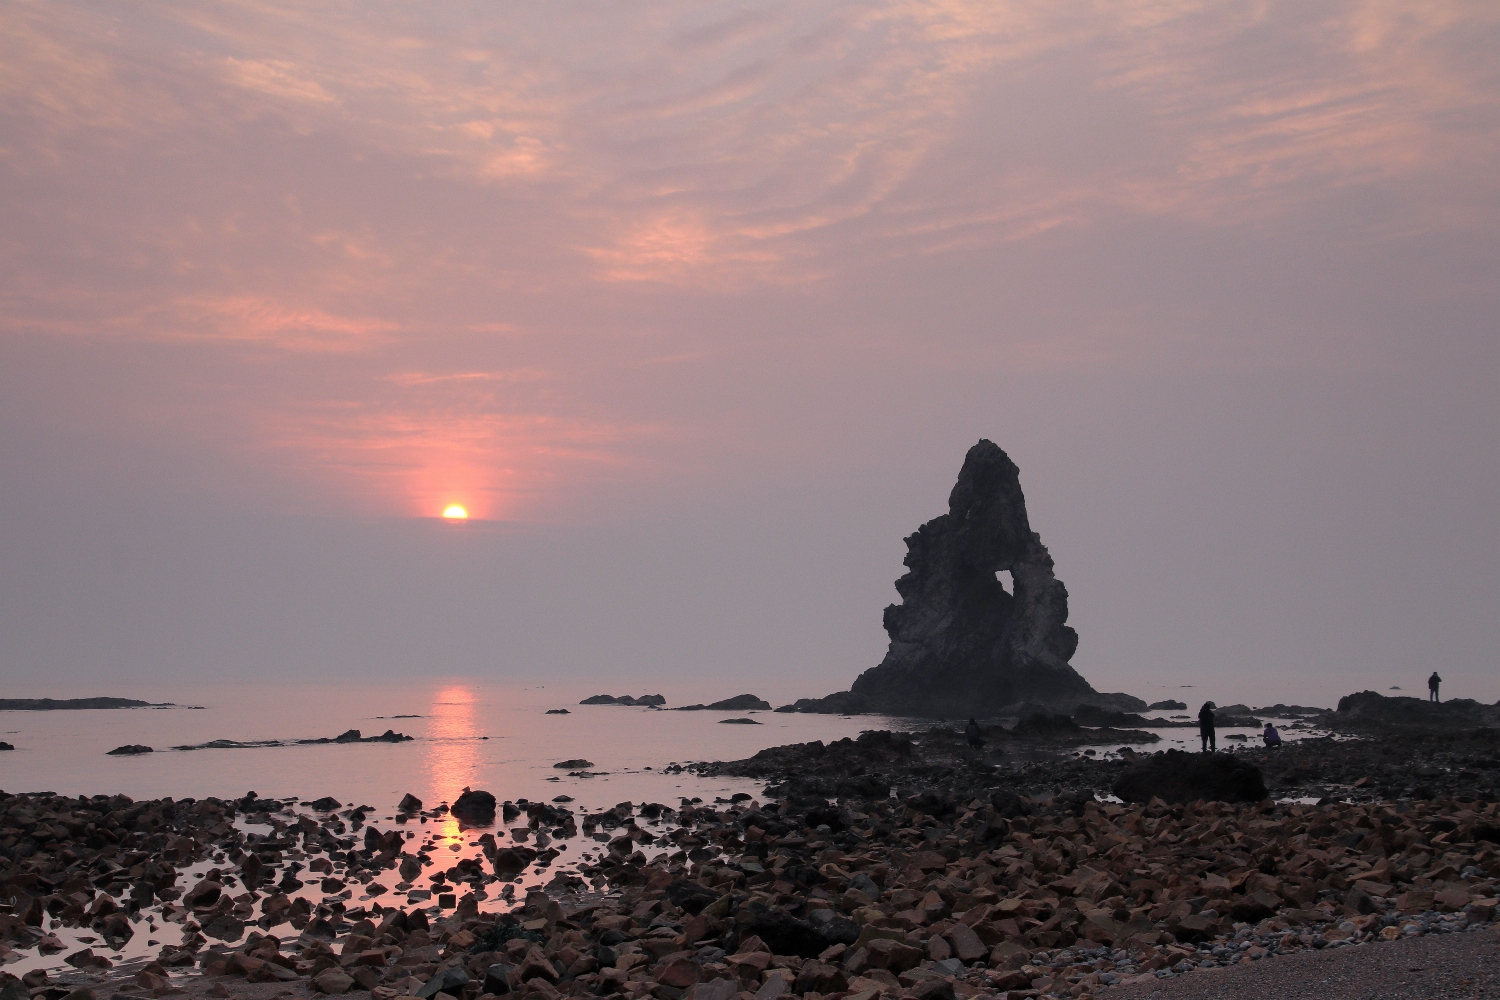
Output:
[{"xmin": 4, "ymin": 716, "xmax": 1500, "ymax": 1000}]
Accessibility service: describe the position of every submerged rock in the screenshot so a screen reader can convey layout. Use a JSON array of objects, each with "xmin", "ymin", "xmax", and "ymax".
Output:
[
  {"xmin": 545, "ymin": 708, "xmax": 570, "ymax": 714},
  {"xmin": 1112, "ymin": 748, "xmax": 1268, "ymax": 804},
  {"xmin": 1148, "ymin": 699, "xmax": 1187, "ymax": 710},
  {"xmin": 718, "ymin": 717, "xmax": 761, "ymax": 725},
  {"xmin": 553, "ymin": 758, "xmax": 594, "ymax": 768},
  {"xmin": 780, "ymin": 441, "xmax": 1141, "ymax": 718},
  {"xmin": 106, "ymin": 744, "xmax": 153, "ymax": 755}
]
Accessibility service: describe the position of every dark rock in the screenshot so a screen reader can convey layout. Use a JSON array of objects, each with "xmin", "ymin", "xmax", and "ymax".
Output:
[
  {"xmin": 554, "ymin": 759, "xmax": 594, "ymax": 768},
  {"xmin": 451, "ymin": 788, "xmax": 497, "ymax": 825},
  {"xmin": 0, "ymin": 742, "xmax": 13, "ymax": 751},
  {"xmin": 309, "ymin": 796, "xmax": 341, "ymax": 811},
  {"xmin": 545, "ymin": 709, "xmax": 570, "ymax": 714},
  {"xmin": 1252, "ymin": 704, "xmax": 1327, "ymax": 716},
  {"xmin": 1322, "ymin": 690, "xmax": 1500, "ymax": 733},
  {"xmin": 793, "ymin": 961, "xmax": 847, "ymax": 994},
  {"xmin": 0, "ymin": 697, "xmax": 162, "ymax": 710},
  {"xmin": 1231, "ymin": 891, "xmax": 1282, "ymax": 922},
  {"xmin": 482, "ymin": 964, "xmax": 514, "ymax": 995},
  {"xmin": 910, "ymin": 979, "xmax": 956, "ymax": 1000},
  {"xmin": 1148, "ymin": 700, "xmax": 1187, "ymax": 710},
  {"xmin": 718, "ymin": 718, "xmax": 761, "ymax": 725},
  {"xmin": 1074, "ymin": 705, "xmax": 1152, "ymax": 727},
  {"xmin": 677, "ymin": 695, "xmax": 773, "ymax": 711},
  {"xmin": 1013, "ymin": 712, "xmax": 1080, "ymax": 736},
  {"xmin": 1112, "ymin": 748, "xmax": 1268, "ymax": 804},
  {"xmin": 1172, "ymin": 913, "xmax": 1219, "ymax": 943},
  {"xmin": 736, "ymin": 901, "xmax": 856, "ymax": 957},
  {"xmin": 580, "ymin": 694, "xmax": 666, "ymax": 706},
  {"xmin": 295, "ymin": 729, "xmax": 414, "ymax": 745},
  {"xmin": 106, "ymin": 745, "xmax": 153, "ymax": 755},
  {"xmin": 780, "ymin": 441, "xmax": 1141, "ymax": 717},
  {"xmin": 417, "ymin": 966, "xmax": 470, "ymax": 998},
  {"xmin": 398, "ymin": 792, "xmax": 422, "ymax": 812}
]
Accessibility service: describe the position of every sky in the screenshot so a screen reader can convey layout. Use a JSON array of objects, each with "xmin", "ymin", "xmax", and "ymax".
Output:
[{"xmin": 1, "ymin": 0, "xmax": 1497, "ymax": 708}]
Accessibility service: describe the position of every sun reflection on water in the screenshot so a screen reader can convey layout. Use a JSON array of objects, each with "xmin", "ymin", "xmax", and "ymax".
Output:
[{"xmin": 424, "ymin": 684, "xmax": 486, "ymax": 841}]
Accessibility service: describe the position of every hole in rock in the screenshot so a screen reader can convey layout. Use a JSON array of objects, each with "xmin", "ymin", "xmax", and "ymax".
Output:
[{"xmin": 995, "ymin": 569, "xmax": 1013, "ymax": 594}]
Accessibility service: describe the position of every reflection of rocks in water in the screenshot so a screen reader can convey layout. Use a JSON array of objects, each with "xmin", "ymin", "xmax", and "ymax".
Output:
[{"xmin": 779, "ymin": 441, "xmax": 1142, "ymax": 718}]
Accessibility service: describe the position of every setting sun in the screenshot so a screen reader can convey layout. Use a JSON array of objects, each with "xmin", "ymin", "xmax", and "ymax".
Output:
[{"xmin": 442, "ymin": 505, "xmax": 468, "ymax": 519}]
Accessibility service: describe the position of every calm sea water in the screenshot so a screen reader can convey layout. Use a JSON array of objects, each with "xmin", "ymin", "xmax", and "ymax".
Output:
[
  {"xmin": 0, "ymin": 678, "xmax": 1334, "ymax": 812},
  {"xmin": 0, "ymin": 679, "xmax": 919, "ymax": 813}
]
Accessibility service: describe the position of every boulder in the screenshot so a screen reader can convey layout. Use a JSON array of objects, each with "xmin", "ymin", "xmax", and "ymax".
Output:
[
  {"xmin": 107, "ymin": 745, "xmax": 153, "ymax": 755},
  {"xmin": 718, "ymin": 718, "xmax": 761, "ymax": 725},
  {"xmin": 1112, "ymin": 749, "xmax": 1268, "ymax": 804},
  {"xmin": 417, "ymin": 967, "xmax": 470, "ymax": 998},
  {"xmin": 313, "ymin": 969, "xmax": 355, "ymax": 995},
  {"xmin": 398, "ymin": 792, "xmax": 422, "ymax": 812},
  {"xmin": 451, "ymin": 788, "xmax": 497, "ymax": 825},
  {"xmin": 554, "ymin": 759, "xmax": 594, "ymax": 768},
  {"xmin": 736, "ymin": 901, "xmax": 856, "ymax": 957},
  {"xmin": 1148, "ymin": 700, "xmax": 1187, "ymax": 711}
]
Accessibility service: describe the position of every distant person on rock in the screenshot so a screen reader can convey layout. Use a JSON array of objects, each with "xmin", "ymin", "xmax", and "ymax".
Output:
[
  {"xmin": 1262, "ymin": 722, "xmax": 1282, "ymax": 748},
  {"xmin": 965, "ymin": 718, "xmax": 985, "ymax": 750},
  {"xmin": 1429, "ymin": 672, "xmax": 1442, "ymax": 703},
  {"xmin": 1198, "ymin": 701, "xmax": 1217, "ymax": 752}
]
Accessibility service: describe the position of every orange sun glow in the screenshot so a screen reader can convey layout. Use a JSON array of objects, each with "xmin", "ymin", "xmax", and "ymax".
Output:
[{"xmin": 442, "ymin": 505, "xmax": 468, "ymax": 519}]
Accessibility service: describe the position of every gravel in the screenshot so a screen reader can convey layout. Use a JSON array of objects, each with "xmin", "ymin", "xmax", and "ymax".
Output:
[{"xmin": 1103, "ymin": 926, "xmax": 1500, "ymax": 999}]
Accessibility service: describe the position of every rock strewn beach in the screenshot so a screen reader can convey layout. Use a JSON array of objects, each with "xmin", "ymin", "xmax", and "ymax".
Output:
[{"xmin": 5, "ymin": 720, "xmax": 1500, "ymax": 1000}]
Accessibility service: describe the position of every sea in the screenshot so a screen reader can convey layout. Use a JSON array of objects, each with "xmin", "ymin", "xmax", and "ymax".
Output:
[{"xmin": 0, "ymin": 679, "xmax": 1330, "ymax": 811}]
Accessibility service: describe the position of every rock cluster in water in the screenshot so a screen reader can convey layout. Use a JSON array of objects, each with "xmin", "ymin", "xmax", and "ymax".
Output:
[
  {"xmin": 677, "ymin": 696, "xmax": 772, "ymax": 712},
  {"xmin": 580, "ymin": 695, "xmax": 666, "ymax": 707},
  {"xmin": 780, "ymin": 441, "xmax": 1140, "ymax": 719}
]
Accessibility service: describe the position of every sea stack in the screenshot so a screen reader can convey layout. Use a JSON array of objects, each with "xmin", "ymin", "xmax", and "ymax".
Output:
[{"xmin": 785, "ymin": 439, "xmax": 1137, "ymax": 717}]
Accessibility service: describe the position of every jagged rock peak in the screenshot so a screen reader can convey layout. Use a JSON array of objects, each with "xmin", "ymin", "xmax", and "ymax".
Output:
[{"xmin": 782, "ymin": 440, "xmax": 1139, "ymax": 717}]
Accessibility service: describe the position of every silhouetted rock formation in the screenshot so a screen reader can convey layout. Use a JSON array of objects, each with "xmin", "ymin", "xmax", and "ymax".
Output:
[
  {"xmin": 0, "ymin": 697, "xmax": 168, "ymax": 710},
  {"xmin": 676, "ymin": 694, "xmax": 771, "ymax": 711},
  {"xmin": 1321, "ymin": 690, "xmax": 1500, "ymax": 733},
  {"xmin": 780, "ymin": 440, "xmax": 1141, "ymax": 718},
  {"xmin": 580, "ymin": 694, "xmax": 666, "ymax": 706}
]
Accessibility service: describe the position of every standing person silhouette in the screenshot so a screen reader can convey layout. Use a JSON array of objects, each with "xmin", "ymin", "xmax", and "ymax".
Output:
[
  {"xmin": 1429, "ymin": 672, "xmax": 1442, "ymax": 703},
  {"xmin": 965, "ymin": 718, "xmax": 985, "ymax": 749},
  {"xmin": 1198, "ymin": 701, "xmax": 1217, "ymax": 752}
]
